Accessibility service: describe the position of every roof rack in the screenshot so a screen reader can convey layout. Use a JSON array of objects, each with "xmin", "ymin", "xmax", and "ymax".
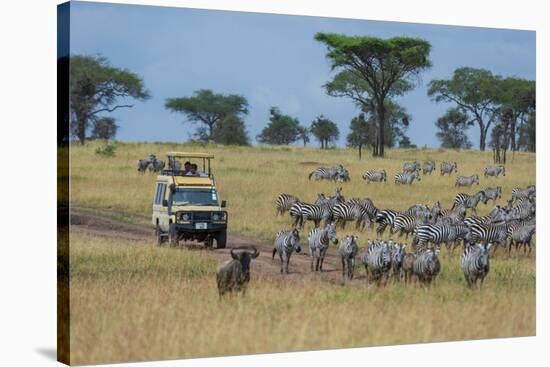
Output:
[{"xmin": 166, "ymin": 152, "xmax": 214, "ymax": 159}]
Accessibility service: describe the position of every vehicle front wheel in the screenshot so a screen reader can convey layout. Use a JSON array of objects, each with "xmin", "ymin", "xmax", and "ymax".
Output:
[
  {"xmin": 168, "ymin": 223, "xmax": 178, "ymax": 247},
  {"xmin": 216, "ymin": 229, "xmax": 227, "ymax": 249},
  {"xmin": 155, "ymin": 222, "xmax": 163, "ymax": 246}
]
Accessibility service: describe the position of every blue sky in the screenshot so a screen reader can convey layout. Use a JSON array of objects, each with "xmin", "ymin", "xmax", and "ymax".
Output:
[{"xmin": 68, "ymin": 1, "xmax": 536, "ymax": 148}]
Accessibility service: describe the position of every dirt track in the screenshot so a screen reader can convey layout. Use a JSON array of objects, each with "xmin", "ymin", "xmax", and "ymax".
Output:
[{"xmin": 71, "ymin": 208, "xmax": 360, "ymax": 285}]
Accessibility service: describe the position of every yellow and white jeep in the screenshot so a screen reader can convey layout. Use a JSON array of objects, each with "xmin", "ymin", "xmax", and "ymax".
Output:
[{"xmin": 152, "ymin": 152, "xmax": 228, "ymax": 248}]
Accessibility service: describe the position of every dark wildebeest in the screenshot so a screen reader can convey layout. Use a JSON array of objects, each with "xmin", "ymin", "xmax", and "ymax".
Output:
[{"xmin": 216, "ymin": 247, "xmax": 260, "ymax": 297}]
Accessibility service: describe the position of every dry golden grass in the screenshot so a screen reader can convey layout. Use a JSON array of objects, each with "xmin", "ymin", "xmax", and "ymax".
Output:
[
  {"xmin": 69, "ymin": 233, "xmax": 535, "ymax": 365},
  {"xmin": 70, "ymin": 141, "xmax": 536, "ymax": 240}
]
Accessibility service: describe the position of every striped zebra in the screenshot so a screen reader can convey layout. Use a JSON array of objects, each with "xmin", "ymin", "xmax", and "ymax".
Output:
[
  {"xmin": 375, "ymin": 209, "xmax": 401, "ymax": 237},
  {"xmin": 430, "ymin": 201, "xmax": 442, "ymax": 222},
  {"xmin": 335, "ymin": 168, "xmax": 351, "ymax": 182},
  {"xmin": 463, "ymin": 206, "xmax": 509, "ymax": 227},
  {"xmin": 413, "ymin": 223, "xmax": 471, "ymax": 251},
  {"xmin": 315, "ymin": 187, "xmax": 345, "ymax": 207},
  {"xmin": 275, "ymin": 193, "xmax": 300, "ymax": 216},
  {"xmin": 362, "ymin": 240, "xmax": 392, "ymax": 286},
  {"xmin": 300, "ymin": 202, "xmax": 334, "ymax": 228},
  {"xmin": 289, "ymin": 201, "xmax": 306, "ymax": 227},
  {"xmin": 483, "ymin": 186, "xmax": 502, "ymax": 204},
  {"xmin": 272, "ymin": 229, "xmax": 301, "ymax": 274},
  {"xmin": 362, "ymin": 169, "xmax": 387, "ymax": 183},
  {"xmin": 440, "ymin": 161, "xmax": 458, "ymax": 176},
  {"xmin": 452, "ymin": 191, "xmax": 487, "ymax": 214},
  {"xmin": 403, "ymin": 161, "xmax": 421, "ymax": 174},
  {"xmin": 391, "ymin": 212, "xmax": 431, "ymax": 239},
  {"xmin": 511, "ymin": 185, "xmax": 536, "ymax": 202},
  {"xmin": 468, "ymin": 222, "xmax": 509, "ymax": 250},
  {"xmin": 437, "ymin": 204, "xmax": 467, "ymax": 225},
  {"xmin": 484, "ymin": 165, "xmax": 505, "ymax": 178},
  {"xmin": 422, "ymin": 160, "xmax": 436, "ymax": 175},
  {"xmin": 507, "ymin": 223, "xmax": 536, "ymax": 255},
  {"xmin": 394, "ymin": 170, "xmax": 421, "ymax": 185},
  {"xmin": 455, "ymin": 174, "xmax": 480, "ymax": 187},
  {"xmin": 308, "ymin": 222, "xmax": 338, "ymax": 272},
  {"xmin": 350, "ymin": 198, "xmax": 379, "ymax": 230},
  {"xmin": 314, "ymin": 193, "xmax": 328, "ymax": 206},
  {"xmin": 338, "ymin": 235, "xmax": 359, "ymax": 281},
  {"xmin": 308, "ymin": 165, "xmax": 346, "ymax": 182},
  {"xmin": 412, "ymin": 248, "xmax": 441, "ymax": 286},
  {"xmin": 332, "ymin": 201, "xmax": 364, "ymax": 230},
  {"xmin": 390, "ymin": 243, "xmax": 407, "ymax": 281},
  {"xmin": 506, "ymin": 198, "xmax": 535, "ymax": 221},
  {"xmin": 462, "ymin": 243, "xmax": 492, "ymax": 288}
]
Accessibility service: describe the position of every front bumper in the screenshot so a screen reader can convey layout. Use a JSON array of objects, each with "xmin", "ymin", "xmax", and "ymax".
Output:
[{"xmin": 174, "ymin": 221, "xmax": 227, "ymax": 233}]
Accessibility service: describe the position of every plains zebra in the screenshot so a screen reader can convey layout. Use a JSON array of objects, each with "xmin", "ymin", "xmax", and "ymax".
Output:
[
  {"xmin": 272, "ymin": 229, "xmax": 301, "ymax": 274},
  {"xmin": 511, "ymin": 185, "xmax": 536, "ymax": 202},
  {"xmin": 289, "ymin": 201, "xmax": 306, "ymax": 227},
  {"xmin": 413, "ymin": 223, "xmax": 471, "ymax": 251},
  {"xmin": 362, "ymin": 240, "xmax": 392, "ymax": 286},
  {"xmin": 331, "ymin": 201, "xmax": 364, "ymax": 229},
  {"xmin": 463, "ymin": 206, "xmax": 509, "ymax": 227},
  {"xmin": 440, "ymin": 161, "xmax": 458, "ymax": 176},
  {"xmin": 437, "ymin": 204, "xmax": 467, "ymax": 225},
  {"xmin": 314, "ymin": 193, "xmax": 328, "ymax": 206},
  {"xmin": 308, "ymin": 222, "xmax": 338, "ymax": 272},
  {"xmin": 403, "ymin": 161, "xmax": 421, "ymax": 174},
  {"xmin": 390, "ymin": 243, "xmax": 407, "ymax": 281},
  {"xmin": 506, "ymin": 198, "xmax": 535, "ymax": 221},
  {"xmin": 394, "ymin": 171, "xmax": 421, "ymax": 185},
  {"xmin": 335, "ymin": 168, "xmax": 351, "ymax": 182},
  {"xmin": 468, "ymin": 222, "xmax": 509, "ymax": 250},
  {"xmin": 301, "ymin": 202, "xmax": 334, "ymax": 228},
  {"xmin": 308, "ymin": 165, "xmax": 347, "ymax": 182},
  {"xmin": 362, "ymin": 169, "xmax": 387, "ymax": 183},
  {"xmin": 452, "ymin": 191, "xmax": 487, "ymax": 214},
  {"xmin": 148, "ymin": 159, "xmax": 165, "ymax": 172},
  {"xmin": 430, "ymin": 201, "xmax": 442, "ymax": 222},
  {"xmin": 507, "ymin": 223, "xmax": 536, "ymax": 255},
  {"xmin": 275, "ymin": 193, "xmax": 300, "ymax": 216},
  {"xmin": 338, "ymin": 235, "xmax": 359, "ymax": 281},
  {"xmin": 391, "ymin": 212, "xmax": 431, "ymax": 239},
  {"xmin": 136, "ymin": 159, "xmax": 151, "ymax": 173},
  {"xmin": 422, "ymin": 160, "xmax": 436, "ymax": 175},
  {"xmin": 455, "ymin": 174, "xmax": 480, "ymax": 187},
  {"xmin": 484, "ymin": 165, "xmax": 505, "ymax": 178},
  {"xmin": 350, "ymin": 198, "xmax": 379, "ymax": 230},
  {"xmin": 412, "ymin": 248, "xmax": 441, "ymax": 286},
  {"xmin": 375, "ymin": 209, "xmax": 401, "ymax": 237},
  {"xmin": 462, "ymin": 243, "xmax": 492, "ymax": 288},
  {"xmin": 483, "ymin": 186, "xmax": 502, "ymax": 204}
]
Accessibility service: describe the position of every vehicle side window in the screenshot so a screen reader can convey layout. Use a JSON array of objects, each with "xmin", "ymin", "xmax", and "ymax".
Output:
[
  {"xmin": 159, "ymin": 184, "xmax": 167, "ymax": 204},
  {"xmin": 154, "ymin": 183, "xmax": 162, "ymax": 205}
]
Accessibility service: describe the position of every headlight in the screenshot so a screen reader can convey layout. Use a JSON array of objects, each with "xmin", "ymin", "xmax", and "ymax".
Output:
[
  {"xmin": 212, "ymin": 213, "xmax": 220, "ymax": 221},
  {"xmin": 181, "ymin": 213, "xmax": 190, "ymax": 221}
]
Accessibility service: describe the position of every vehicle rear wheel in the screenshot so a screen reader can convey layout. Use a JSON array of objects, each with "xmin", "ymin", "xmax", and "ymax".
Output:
[
  {"xmin": 155, "ymin": 222, "xmax": 163, "ymax": 246},
  {"xmin": 216, "ymin": 229, "xmax": 227, "ymax": 249},
  {"xmin": 168, "ymin": 223, "xmax": 178, "ymax": 247}
]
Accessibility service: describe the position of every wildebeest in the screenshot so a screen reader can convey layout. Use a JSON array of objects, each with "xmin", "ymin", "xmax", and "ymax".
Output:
[
  {"xmin": 216, "ymin": 247, "xmax": 260, "ymax": 296},
  {"xmin": 402, "ymin": 252, "xmax": 416, "ymax": 284}
]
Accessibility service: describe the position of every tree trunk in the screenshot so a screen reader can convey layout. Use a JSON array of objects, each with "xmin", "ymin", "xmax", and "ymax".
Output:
[
  {"xmin": 76, "ymin": 112, "xmax": 87, "ymax": 145},
  {"xmin": 358, "ymin": 144, "xmax": 362, "ymax": 160},
  {"xmin": 479, "ymin": 121, "xmax": 486, "ymax": 151},
  {"xmin": 377, "ymin": 103, "xmax": 386, "ymax": 157},
  {"xmin": 510, "ymin": 119, "xmax": 517, "ymax": 151}
]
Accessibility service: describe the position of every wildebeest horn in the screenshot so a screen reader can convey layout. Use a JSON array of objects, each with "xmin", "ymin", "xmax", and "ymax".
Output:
[{"xmin": 249, "ymin": 246, "xmax": 260, "ymax": 258}]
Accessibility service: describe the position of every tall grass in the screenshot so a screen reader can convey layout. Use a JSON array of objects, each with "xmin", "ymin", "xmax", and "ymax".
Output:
[{"xmin": 70, "ymin": 233, "xmax": 535, "ymax": 365}]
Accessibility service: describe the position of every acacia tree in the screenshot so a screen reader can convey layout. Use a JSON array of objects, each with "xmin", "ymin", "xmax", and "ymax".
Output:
[
  {"xmin": 310, "ymin": 115, "xmax": 339, "ymax": 149},
  {"xmin": 165, "ymin": 89, "xmax": 248, "ymax": 142},
  {"xmin": 315, "ymin": 33, "xmax": 431, "ymax": 157},
  {"xmin": 428, "ymin": 67, "xmax": 502, "ymax": 151},
  {"xmin": 90, "ymin": 117, "xmax": 118, "ymax": 140},
  {"xmin": 212, "ymin": 115, "xmax": 249, "ymax": 145},
  {"xmin": 69, "ymin": 55, "xmax": 150, "ymax": 144},
  {"xmin": 347, "ymin": 113, "xmax": 370, "ymax": 159},
  {"xmin": 256, "ymin": 107, "xmax": 300, "ymax": 145},
  {"xmin": 435, "ymin": 108, "xmax": 472, "ymax": 149},
  {"xmin": 297, "ymin": 126, "xmax": 311, "ymax": 147}
]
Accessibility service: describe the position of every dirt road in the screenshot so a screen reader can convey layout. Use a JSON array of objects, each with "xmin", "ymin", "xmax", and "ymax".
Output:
[{"xmin": 71, "ymin": 208, "xmax": 360, "ymax": 284}]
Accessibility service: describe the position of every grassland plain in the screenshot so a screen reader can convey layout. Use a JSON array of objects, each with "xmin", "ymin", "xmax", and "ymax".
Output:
[{"xmin": 67, "ymin": 142, "xmax": 536, "ymax": 364}]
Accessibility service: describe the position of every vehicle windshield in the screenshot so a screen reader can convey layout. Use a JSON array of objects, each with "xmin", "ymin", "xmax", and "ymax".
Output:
[{"xmin": 172, "ymin": 188, "xmax": 218, "ymax": 206}]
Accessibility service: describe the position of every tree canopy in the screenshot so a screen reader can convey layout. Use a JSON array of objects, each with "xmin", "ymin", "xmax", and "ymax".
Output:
[
  {"xmin": 90, "ymin": 116, "xmax": 118, "ymax": 140},
  {"xmin": 310, "ymin": 115, "xmax": 339, "ymax": 149},
  {"xmin": 69, "ymin": 54, "xmax": 150, "ymax": 144},
  {"xmin": 346, "ymin": 113, "xmax": 370, "ymax": 159},
  {"xmin": 165, "ymin": 89, "xmax": 249, "ymax": 142},
  {"xmin": 435, "ymin": 108, "xmax": 472, "ymax": 149},
  {"xmin": 256, "ymin": 107, "xmax": 300, "ymax": 145},
  {"xmin": 315, "ymin": 33, "xmax": 431, "ymax": 156}
]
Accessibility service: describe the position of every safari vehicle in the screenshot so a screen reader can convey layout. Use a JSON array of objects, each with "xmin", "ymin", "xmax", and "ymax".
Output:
[{"xmin": 152, "ymin": 152, "xmax": 228, "ymax": 248}]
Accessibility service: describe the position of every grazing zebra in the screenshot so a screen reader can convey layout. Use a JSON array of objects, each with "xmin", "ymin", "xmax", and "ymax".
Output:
[
  {"xmin": 275, "ymin": 193, "xmax": 300, "ymax": 216},
  {"xmin": 483, "ymin": 186, "xmax": 502, "ymax": 204},
  {"xmin": 391, "ymin": 212, "xmax": 431, "ymax": 239},
  {"xmin": 507, "ymin": 223, "xmax": 536, "ymax": 255},
  {"xmin": 308, "ymin": 222, "xmax": 338, "ymax": 272},
  {"xmin": 455, "ymin": 174, "xmax": 480, "ymax": 187},
  {"xmin": 422, "ymin": 160, "xmax": 436, "ymax": 175},
  {"xmin": 375, "ymin": 209, "xmax": 401, "ymax": 237},
  {"xmin": 308, "ymin": 165, "xmax": 347, "ymax": 182},
  {"xmin": 484, "ymin": 165, "xmax": 506, "ymax": 178},
  {"xmin": 362, "ymin": 240, "xmax": 392, "ymax": 286},
  {"xmin": 338, "ymin": 235, "xmax": 359, "ymax": 281},
  {"xmin": 452, "ymin": 191, "xmax": 487, "ymax": 214},
  {"xmin": 412, "ymin": 248, "xmax": 441, "ymax": 286},
  {"xmin": 468, "ymin": 222, "xmax": 509, "ymax": 250},
  {"xmin": 511, "ymin": 185, "xmax": 536, "ymax": 202},
  {"xmin": 362, "ymin": 169, "xmax": 387, "ymax": 183},
  {"xmin": 390, "ymin": 243, "xmax": 407, "ymax": 281},
  {"xmin": 394, "ymin": 171, "xmax": 421, "ymax": 185},
  {"xmin": 402, "ymin": 252, "xmax": 416, "ymax": 283},
  {"xmin": 462, "ymin": 243, "xmax": 493, "ymax": 288},
  {"xmin": 440, "ymin": 161, "xmax": 458, "ymax": 176},
  {"xmin": 403, "ymin": 161, "xmax": 421, "ymax": 174},
  {"xmin": 272, "ymin": 229, "xmax": 301, "ymax": 274}
]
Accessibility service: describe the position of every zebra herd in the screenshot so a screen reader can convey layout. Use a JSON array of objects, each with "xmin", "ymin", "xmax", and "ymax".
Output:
[
  {"xmin": 136, "ymin": 154, "xmax": 165, "ymax": 173},
  {"xmin": 273, "ymin": 160, "xmax": 535, "ymax": 289}
]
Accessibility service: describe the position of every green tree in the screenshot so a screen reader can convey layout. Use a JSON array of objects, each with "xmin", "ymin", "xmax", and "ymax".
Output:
[
  {"xmin": 69, "ymin": 55, "xmax": 150, "ymax": 144},
  {"xmin": 428, "ymin": 67, "xmax": 502, "ymax": 151},
  {"xmin": 435, "ymin": 108, "xmax": 473, "ymax": 149},
  {"xmin": 297, "ymin": 125, "xmax": 311, "ymax": 147},
  {"xmin": 90, "ymin": 117, "xmax": 118, "ymax": 140},
  {"xmin": 256, "ymin": 107, "xmax": 300, "ymax": 145},
  {"xmin": 347, "ymin": 113, "xmax": 370, "ymax": 159},
  {"xmin": 398, "ymin": 136, "xmax": 417, "ymax": 149},
  {"xmin": 165, "ymin": 89, "xmax": 249, "ymax": 141},
  {"xmin": 315, "ymin": 33, "xmax": 432, "ymax": 157},
  {"xmin": 518, "ymin": 111, "xmax": 536, "ymax": 152},
  {"xmin": 310, "ymin": 115, "xmax": 340, "ymax": 149},
  {"xmin": 212, "ymin": 115, "xmax": 249, "ymax": 145}
]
